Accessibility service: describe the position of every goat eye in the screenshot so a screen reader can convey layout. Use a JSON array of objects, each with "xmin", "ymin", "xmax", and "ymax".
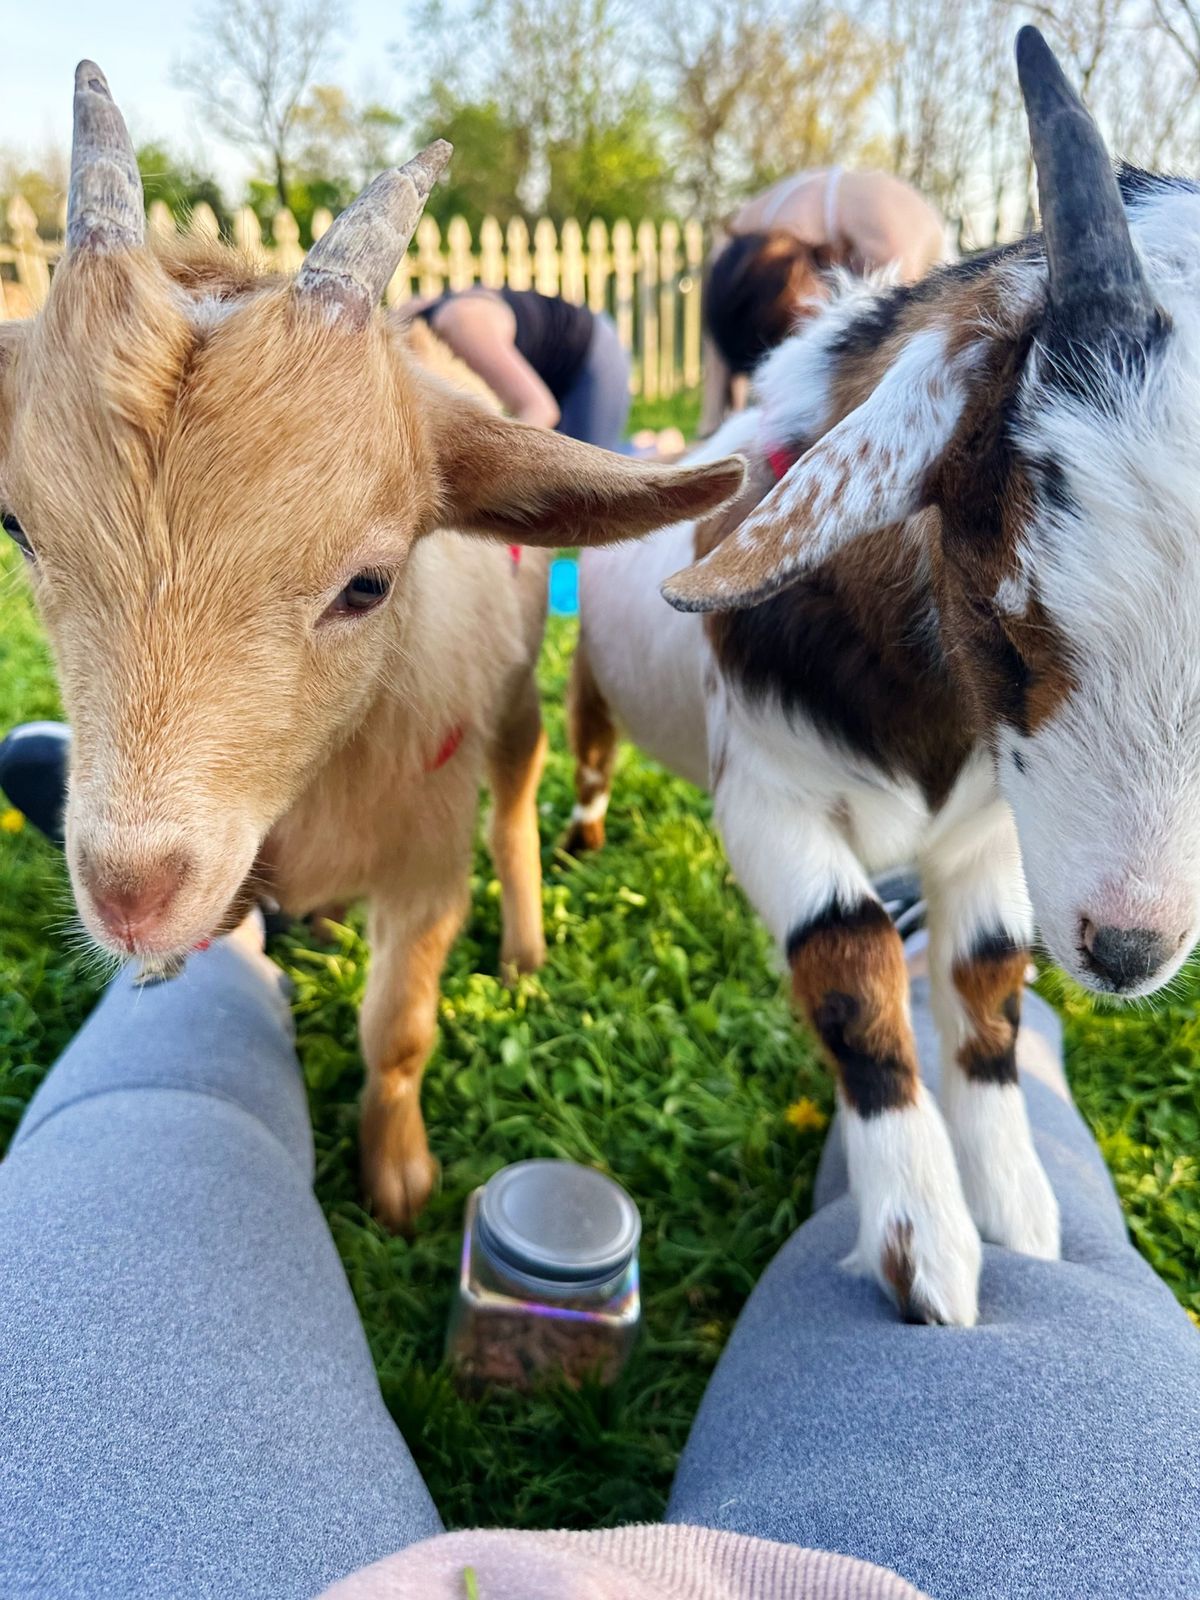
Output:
[
  {"xmin": 325, "ymin": 568, "xmax": 392, "ymax": 620},
  {"xmin": 2, "ymin": 512, "xmax": 33, "ymax": 559}
]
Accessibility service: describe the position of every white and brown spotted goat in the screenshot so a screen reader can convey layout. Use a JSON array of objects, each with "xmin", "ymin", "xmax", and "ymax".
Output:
[
  {"xmin": 570, "ymin": 27, "xmax": 1200, "ymax": 1324},
  {"xmin": 0, "ymin": 64, "xmax": 743, "ymax": 1229}
]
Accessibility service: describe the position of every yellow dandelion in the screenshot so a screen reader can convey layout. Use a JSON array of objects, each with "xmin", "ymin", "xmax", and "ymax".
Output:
[
  {"xmin": 784, "ymin": 1096, "xmax": 828, "ymax": 1134},
  {"xmin": 0, "ymin": 808, "xmax": 25, "ymax": 835}
]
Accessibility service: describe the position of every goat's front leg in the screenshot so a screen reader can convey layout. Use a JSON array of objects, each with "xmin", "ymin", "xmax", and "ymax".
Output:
[
  {"xmin": 716, "ymin": 782, "xmax": 981, "ymax": 1325},
  {"xmin": 924, "ymin": 812, "xmax": 1060, "ymax": 1260},
  {"xmin": 359, "ymin": 886, "xmax": 468, "ymax": 1230}
]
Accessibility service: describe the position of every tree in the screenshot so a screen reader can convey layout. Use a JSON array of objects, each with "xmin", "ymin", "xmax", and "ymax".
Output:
[
  {"xmin": 292, "ymin": 85, "xmax": 405, "ymax": 190},
  {"xmin": 0, "ymin": 145, "xmax": 68, "ymax": 235},
  {"xmin": 410, "ymin": 90, "xmax": 529, "ymax": 229},
  {"xmin": 136, "ymin": 142, "xmax": 231, "ymax": 232},
  {"xmin": 181, "ymin": 0, "xmax": 345, "ymax": 211},
  {"xmin": 408, "ymin": 0, "xmax": 671, "ymax": 223}
]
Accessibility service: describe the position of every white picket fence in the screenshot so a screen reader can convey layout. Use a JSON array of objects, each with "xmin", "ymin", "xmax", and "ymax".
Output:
[{"xmin": 0, "ymin": 194, "xmax": 707, "ymax": 399}]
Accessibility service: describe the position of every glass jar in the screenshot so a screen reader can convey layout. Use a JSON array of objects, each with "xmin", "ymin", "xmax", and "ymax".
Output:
[{"xmin": 446, "ymin": 1159, "xmax": 641, "ymax": 1391}]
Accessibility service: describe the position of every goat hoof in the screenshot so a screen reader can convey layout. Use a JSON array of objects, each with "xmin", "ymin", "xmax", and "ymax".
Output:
[
  {"xmin": 500, "ymin": 938, "xmax": 545, "ymax": 982},
  {"xmin": 562, "ymin": 819, "xmax": 605, "ymax": 856},
  {"xmin": 966, "ymin": 1161, "xmax": 1061, "ymax": 1260},
  {"xmin": 366, "ymin": 1151, "xmax": 438, "ymax": 1233},
  {"xmin": 948, "ymin": 1087, "xmax": 1061, "ymax": 1260},
  {"xmin": 847, "ymin": 1207, "xmax": 982, "ymax": 1328}
]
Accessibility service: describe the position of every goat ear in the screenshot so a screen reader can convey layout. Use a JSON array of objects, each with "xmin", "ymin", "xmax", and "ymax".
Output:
[
  {"xmin": 662, "ymin": 329, "xmax": 978, "ymax": 613},
  {"xmin": 424, "ymin": 386, "xmax": 746, "ymax": 547}
]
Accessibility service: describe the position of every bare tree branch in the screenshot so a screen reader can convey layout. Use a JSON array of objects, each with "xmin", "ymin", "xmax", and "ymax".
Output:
[{"xmin": 180, "ymin": 0, "xmax": 345, "ymax": 210}]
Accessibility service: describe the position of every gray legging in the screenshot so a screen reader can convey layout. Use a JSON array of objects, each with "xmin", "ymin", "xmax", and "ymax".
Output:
[
  {"xmin": 556, "ymin": 313, "xmax": 631, "ymax": 452},
  {"xmin": 1, "ymin": 934, "xmax": 1197, "ymax": 1600}
]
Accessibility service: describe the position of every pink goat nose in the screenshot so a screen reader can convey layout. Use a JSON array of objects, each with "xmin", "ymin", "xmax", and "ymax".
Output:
[{"xmin": 87, "ymin": 856, "xmax": 188, "ymax": 949}]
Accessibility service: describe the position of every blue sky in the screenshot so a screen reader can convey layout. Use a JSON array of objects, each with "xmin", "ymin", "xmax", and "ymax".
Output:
[{"xmin": 3, "ymin": 1, "xmax": 413, "ymax": 188}]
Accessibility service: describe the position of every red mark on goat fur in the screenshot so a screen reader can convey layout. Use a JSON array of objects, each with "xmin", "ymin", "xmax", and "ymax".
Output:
[
  {"xmin": 766, "ymin": 444, "xmax": 801, "ymax": 482},
  {"xmin": 428, "ymin": 724, "xmax": 466, "ymax": 772}
]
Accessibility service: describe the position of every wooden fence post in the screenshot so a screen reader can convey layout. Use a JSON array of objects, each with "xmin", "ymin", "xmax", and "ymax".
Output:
[
  {"xmin": 479, "ymin": 216, "xmax": 505, "ymax": 288},
  {"xmin": 8, "ymin": 195, "xmax": 50, "ymax": 311},
  {"xmin": 586, "ymin": 219, "xmax": 609, "ymax": 316},
  {"xmin": 147, "ymin": 200, "xmax": 176, "ymax": 244},
  {"xmin": 636, "ymin": 219, "xmax": 659, "ymax": 402},
  {"xmin": 271, "ymin": 209, "xmax": 304, "ymax": 273},
  {"xmin": 533, "ymin": 217, "xmax": 559, "ymax": 296},
  {"xmin": 447, "ymin": 215, "xmax": 475, "ymax": 289},
  {"xmin": 416, "ymin": 215, "xmax": 444, "ymax": 297},
  {"xmin": 233, "ymin": 205, "xmax": 266, "ymax": 265},
  {"xmin": 505, "ymin": 217, "xmax": 531, "ymax": 289},
  {"xmin": 0, "ymin": 190, "xmax": 708, "ymax": 395},
  {"xmin": 659, "ymin": 219, "xmax": 680, "ymax": 400},
  {"xmin": 190, "ymin": 202, "xmax": 221, "ymax": 244},
  {"xmin": 683, "ymin": 217, "xmax": 705, "ymax": 391},
  {"xmin": 560, "ymin": 218, "xmax": 585, "ymax": 305},
  {"xmin": 612, "ymin": 219, "xmax": 635, "ymax": 387}
]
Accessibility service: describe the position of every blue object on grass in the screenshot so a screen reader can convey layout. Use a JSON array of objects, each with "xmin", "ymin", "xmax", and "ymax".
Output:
[{"xmin": 549, "ymin": 557, "xmax": 579, "ymax": 616}]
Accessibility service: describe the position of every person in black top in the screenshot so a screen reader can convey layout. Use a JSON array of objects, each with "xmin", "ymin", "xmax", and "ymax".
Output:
[{"xmin": 407, "ymin": 286, "xmax": 630, "ymax": 452}]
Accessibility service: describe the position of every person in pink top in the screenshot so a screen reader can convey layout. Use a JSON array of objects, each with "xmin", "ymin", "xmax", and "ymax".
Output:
[{"xmin": 700, "ymin": 168, "xmax": 947, "ymax": 435}]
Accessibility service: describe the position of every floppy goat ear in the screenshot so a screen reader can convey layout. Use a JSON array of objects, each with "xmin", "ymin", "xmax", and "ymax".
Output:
[
  {"xmin": 421, "ymin": 381, "xmax": 747, "ymax": 547},
  {"xmin": 662, "ymin": 327, "xmax": 980, "ymax": 613}
]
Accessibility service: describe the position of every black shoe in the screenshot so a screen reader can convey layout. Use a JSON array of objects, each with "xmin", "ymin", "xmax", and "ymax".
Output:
[
  {"xmin": 873, "ymin": 867, "xmax": 926, "ymax": 941},
  {"xmin": 0, "ymin": 721, "xmax": 70, "ymax": 845}
]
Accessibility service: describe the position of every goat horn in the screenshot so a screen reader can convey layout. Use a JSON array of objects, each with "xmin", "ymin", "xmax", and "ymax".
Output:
[
  {"xmin": 294, "ymin": 141, "xmax": 453, "ymax": 323},
  {"xmin": 67, "ymin": 61, "xmax": 145, "ymax": 254},
  {"xmin": 1016, "ymin": 26, "xmax": 1156, "ymax": 348}
]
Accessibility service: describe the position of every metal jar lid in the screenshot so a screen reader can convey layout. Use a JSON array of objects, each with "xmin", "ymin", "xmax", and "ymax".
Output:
[{"xmin": 476, "ymin": 1159, "xmax": 641, "ymax": 1298}]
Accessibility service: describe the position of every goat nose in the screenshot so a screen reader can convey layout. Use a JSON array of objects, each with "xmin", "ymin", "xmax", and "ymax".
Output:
[
  {"xmin": 87, "ymin": 855, "xmax": 188, "ymax": 949},
  {"xmin": 1080, "ymin": 920, "xmax": 1174, "ymax": 991}
]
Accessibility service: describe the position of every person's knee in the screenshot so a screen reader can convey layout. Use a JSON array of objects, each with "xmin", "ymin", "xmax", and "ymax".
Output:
[{"xmin": 11, "ymin": 941, "xmax": 311, "ymax": 1174}]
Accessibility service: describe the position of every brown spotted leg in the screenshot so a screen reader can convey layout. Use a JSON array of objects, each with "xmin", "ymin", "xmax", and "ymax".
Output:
[
  {"xmin": 359, "ymin": 882, "xmax": 469, "ymax": 1231},
  {"xmin": 924, "ymin": 820, "xmax": 1060, "ymax": 1258},
  {"xmin": 565, "ymin": 638, "xmax": 618, "ymax": 854},
  {"xmin": 713, "ymin": 787, "xmax": 981, "ymax": 1325},
  {"xmin": 485, "ymin": 667, "xmax": 548, "ymax": 977}
]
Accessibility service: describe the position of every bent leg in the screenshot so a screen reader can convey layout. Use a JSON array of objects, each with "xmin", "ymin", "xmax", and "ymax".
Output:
[
  {"xmin": 716, "ymin": 775, "xmax": 980, "ymax": 1326},
  {"xmin": 0, "ymin": 930, "xmax": 441, "ymax": 1600},
  {"xmin": 360, "ymin": 878, "xmax": 469, "ymax": 1230},
  {"xmin": 565, "ymin": 639, "xmax": 619, "ymax": 854},
  {"xmin": 669, "ymin": 973, "xmax": 1200, "ymax": 1600}
]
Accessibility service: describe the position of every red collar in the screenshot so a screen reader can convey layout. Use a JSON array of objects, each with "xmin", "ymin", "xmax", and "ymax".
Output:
[
  {"xmin": 427, "ymin": 724, "xmax": 465, "ymax": 772},
  {"xmin": 426, "ymin": 548, "xmax": 520, "ymax": 774},
  {"xmin": 765, "ymin": 442, "xmax": 801, "ymax": 482},
  {"xmin": 426, "ymin": 546, "xmax": 520, "ymax": 775}
]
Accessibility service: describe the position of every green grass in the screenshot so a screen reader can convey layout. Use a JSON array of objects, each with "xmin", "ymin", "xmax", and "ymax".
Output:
[{"xmin": 2, "ymin": 531, "xmax": 1198, "ymax": 1531}]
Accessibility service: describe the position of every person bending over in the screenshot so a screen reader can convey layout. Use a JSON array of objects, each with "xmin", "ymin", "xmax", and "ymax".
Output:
[
  {"xmin": 404, "ymin": 285, "xmax": 631, "ymax": 452},
  {"xmin": 701, "ymin": 168, "xmax": 946, "ymax": 435}
]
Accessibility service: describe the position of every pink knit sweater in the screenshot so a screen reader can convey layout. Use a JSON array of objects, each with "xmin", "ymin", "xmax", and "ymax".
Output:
[{"xmin": 319, "ymin": 1525, "xmax": 926, "ymax": 1599}]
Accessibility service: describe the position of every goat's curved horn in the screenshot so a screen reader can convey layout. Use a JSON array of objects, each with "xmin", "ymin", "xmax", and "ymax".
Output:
[
  {"xmin": 294, "ymin": 141, "xmax": 452, "ymax": 322},
  {"xmin": 1016, "ymin": 26, "xmax": 1156, "ymax": 346},
  {"xmin": 67, "ymin": 61, "xmax": 145, "ymax": 254}
]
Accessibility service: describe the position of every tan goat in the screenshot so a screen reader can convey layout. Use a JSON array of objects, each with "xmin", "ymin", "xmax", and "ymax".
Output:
[{"xmin": 0, "ymin": 64, "xmax": 743, "ymax": 1227}]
